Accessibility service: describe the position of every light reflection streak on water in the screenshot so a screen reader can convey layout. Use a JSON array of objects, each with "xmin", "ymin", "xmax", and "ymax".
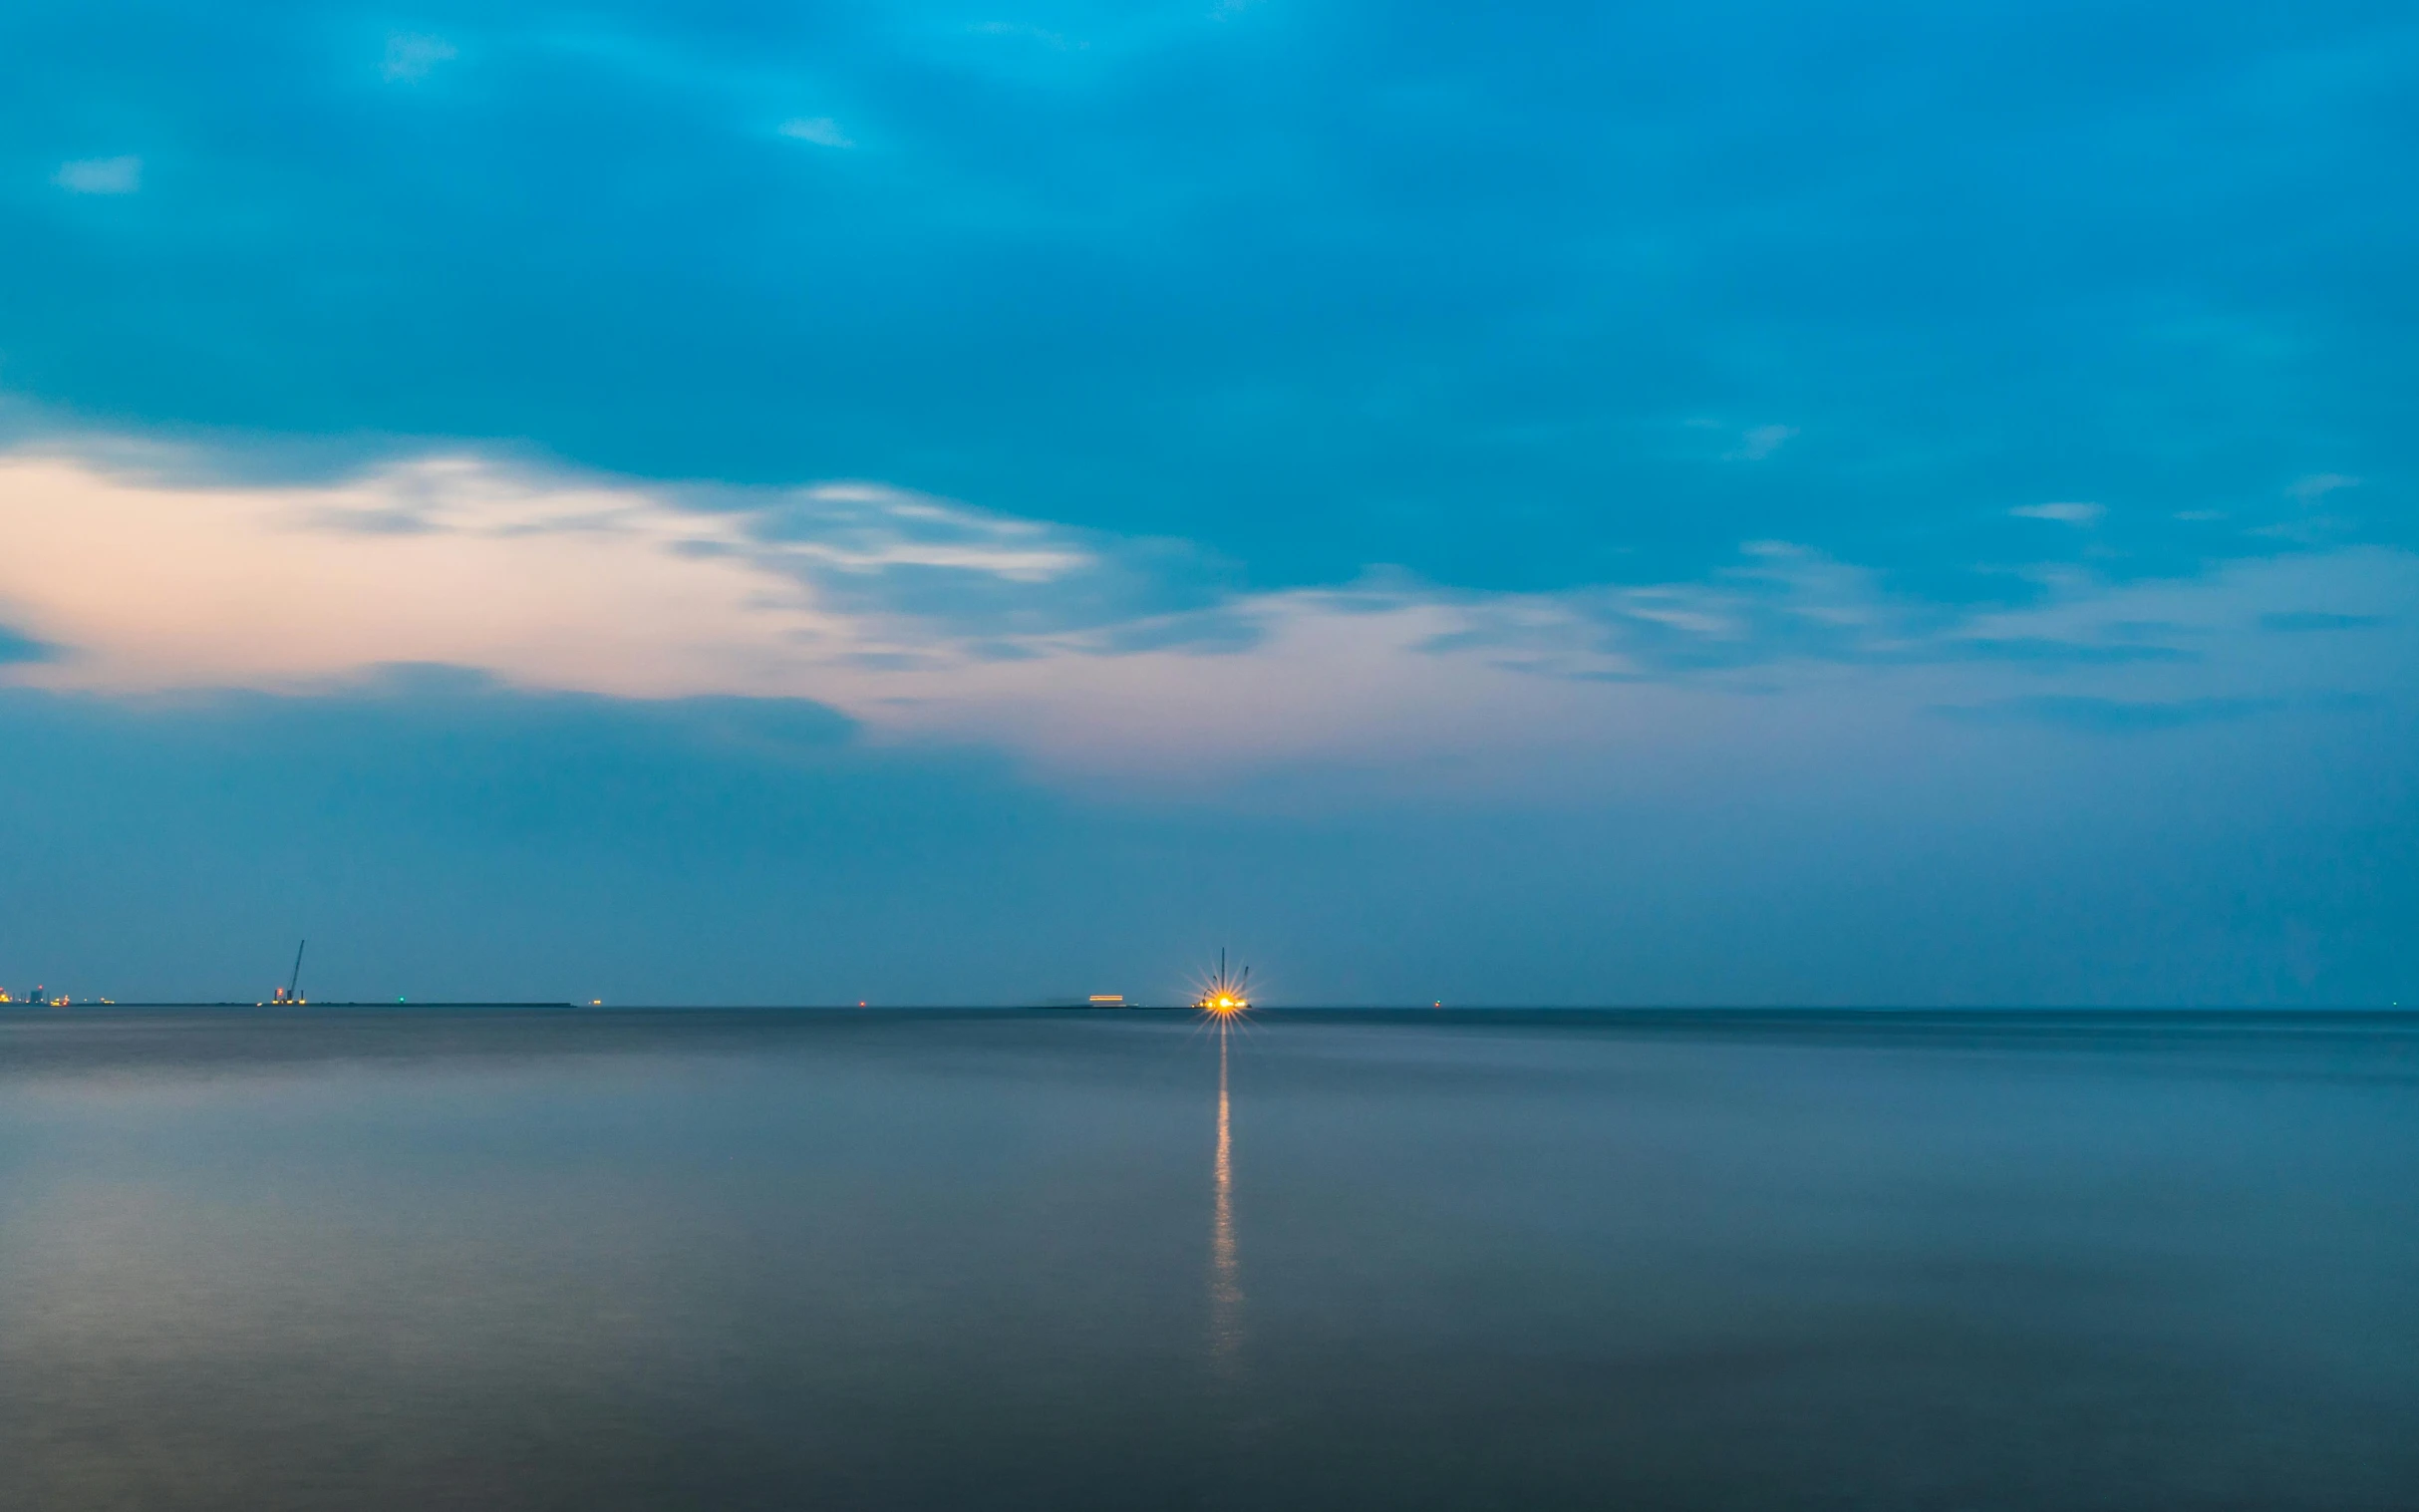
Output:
[{"xmin": 1210, "ymin": 1022, "xmax": 1241, "ymax": 1372}]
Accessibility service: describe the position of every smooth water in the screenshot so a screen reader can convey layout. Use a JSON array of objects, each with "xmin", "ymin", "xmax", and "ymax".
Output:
[{"xmin": 3, "ymin": 1009, "xmax": 2416, "ymax": 1510}]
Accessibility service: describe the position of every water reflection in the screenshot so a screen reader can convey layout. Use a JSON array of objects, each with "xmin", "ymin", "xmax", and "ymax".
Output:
[
  {"xmin": 1209, "ymin": 1022, "xmax": 1241, "ymax": 1373},
  {"xmin": 6, "ymin": 1010, "xmax": 2418, "ymax": 1510}
]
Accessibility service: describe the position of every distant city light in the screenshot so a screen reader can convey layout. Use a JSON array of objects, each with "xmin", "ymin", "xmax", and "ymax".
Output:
[{"xmin": 1193, "ymin": 950, "xmax": 1251, "ymax": 1016}]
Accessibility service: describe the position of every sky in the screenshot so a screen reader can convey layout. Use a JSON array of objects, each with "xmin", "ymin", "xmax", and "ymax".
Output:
[{"xmin": 1, "ymin": 0, "xmax": 2412, "ymax": 1005}]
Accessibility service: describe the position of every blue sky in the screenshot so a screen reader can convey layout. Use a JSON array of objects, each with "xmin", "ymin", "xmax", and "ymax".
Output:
[{"xmin": 1, "ymin": 0, "xmax": 2411, "ymax": 1003}]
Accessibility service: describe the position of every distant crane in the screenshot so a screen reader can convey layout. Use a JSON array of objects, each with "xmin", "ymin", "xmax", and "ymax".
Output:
[{"xmin": 273, "ymin": 939, "xmax": 306, "ymax": 1005}]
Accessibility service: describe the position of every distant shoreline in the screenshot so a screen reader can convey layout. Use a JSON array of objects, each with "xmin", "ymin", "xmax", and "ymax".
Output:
[
  {"xmin": 6, "ymin": 1003, "xmax": 2410, "ymax": 1017},
  {"xmin": 37, "ymin": 1002, "xmax": 584, "ymax": 1010}
]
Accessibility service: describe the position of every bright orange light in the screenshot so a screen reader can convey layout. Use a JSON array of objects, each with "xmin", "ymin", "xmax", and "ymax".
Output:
[{"xmin": 1191, "ymin": 950, "xmax": 1253, "ymax": 1016}]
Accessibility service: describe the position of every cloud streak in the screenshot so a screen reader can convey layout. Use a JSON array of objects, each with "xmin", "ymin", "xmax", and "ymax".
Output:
[
  {"xmin": 2011, "ymin": 501, "xmax": 2103, "ymax": 524},
  {"xmin": 777, "ymin": 117, "xmax": 855, "ymax": 148},
  {"xmin": 54, "ymin": 156, "xmax": 141, "ymax": 194},
  {"xmin": 382, "ymin": 33, "xmax": 458, "ymax": 82},
  {"xmin": 1728, "ymin": 425, "xmax": 1798, "ymax": 462},
  {"xmin": 1, "ymin": 441, "xmax": 2408, "ymax": 782}
]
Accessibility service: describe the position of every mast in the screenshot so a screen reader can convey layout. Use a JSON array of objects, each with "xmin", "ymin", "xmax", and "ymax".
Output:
[{"xmin": 286, "ymin": 939, "xmax": 307, "ymax": 1004}]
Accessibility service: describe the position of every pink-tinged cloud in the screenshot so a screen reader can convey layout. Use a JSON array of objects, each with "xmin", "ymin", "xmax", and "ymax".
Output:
[{"xmin": 1, "ymin": 445, "xmax": 2411, "ymax": 785}]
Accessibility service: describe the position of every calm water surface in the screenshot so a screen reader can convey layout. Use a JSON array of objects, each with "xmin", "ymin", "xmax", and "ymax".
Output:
[{"xmin": 4, "ymin": 1008, "xmax": 2417, "ymax": 1510}]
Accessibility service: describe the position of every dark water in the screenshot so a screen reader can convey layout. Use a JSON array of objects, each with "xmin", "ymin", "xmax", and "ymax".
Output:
[{"xmin": 4, "ymin": 1009, "xmax": 2417, "ymax": 1511}]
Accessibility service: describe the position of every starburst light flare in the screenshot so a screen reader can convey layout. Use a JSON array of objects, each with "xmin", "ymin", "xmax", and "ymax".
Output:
[{"xmin": 1192, "ymin": 949, "xmax": 1252, "ymax": 1016}]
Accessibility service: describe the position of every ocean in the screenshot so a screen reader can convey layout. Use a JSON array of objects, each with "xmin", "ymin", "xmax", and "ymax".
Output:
[{"xmin": 3, "ymin": 1008, "xmax": 2415, "ymax": 1510}]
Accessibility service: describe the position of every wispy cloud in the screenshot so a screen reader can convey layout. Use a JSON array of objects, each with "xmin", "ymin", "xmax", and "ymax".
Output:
[
  {"xmin": 1727, "ymin": 424, "xmax": 1798, "ymax": 462},
  {"xmin": 2010, "ymin": 501, "xmax": 2103, "ymax": 524},
  {"xmin": 2287, "ymin": 472, "xmax": 2359, "ymax": 504},
  {"xmin": 0, "ymin": 442, "xmax": 2408, "ymax": 781},
  {"xmin": 970, "ymin": 21, "xmax": 1080, "ymax": 49},
  {"xmin": 54, "ymin": 156, "xmax": 141, "ymax": 194},
  {"xmin": 777, "ymin": 117, "xmax": 855, "ymax": 148},
  {"xmin": 2261, "ymin": 611, "xmax": 2386, "ymax": 633},
  {"xmin": 382, "ymin": 33, "xmax": 457, "ymax": 83},
  {"xmin": 1938, "ymin": 695, "xmax": 2282, "ymax": 733}
]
